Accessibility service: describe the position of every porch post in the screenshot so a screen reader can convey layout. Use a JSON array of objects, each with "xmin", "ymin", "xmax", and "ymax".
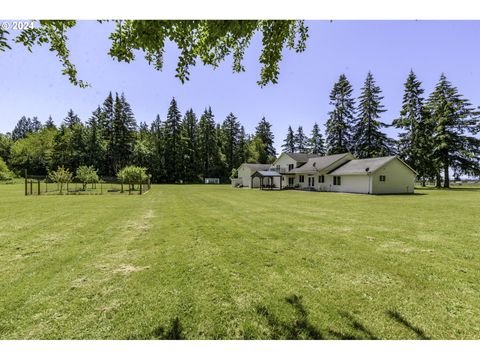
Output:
[{"xmin": 280, "ymin": 176, "xmax": 282, "ymax": 190}]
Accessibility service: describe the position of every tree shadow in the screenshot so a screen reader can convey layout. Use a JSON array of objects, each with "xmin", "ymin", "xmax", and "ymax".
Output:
[
  {"xmin": 128, "ymin": 317, "xmax": 184, "ymax": 340},
  {"xmin": 255, "ymin": 294, "xmax": 324, "ymax": 339},
  {"xmin": 327, "ymin": 311, "xmax": 378, "ymax": 340},
  {"xmin": 387, "ymin": 310, "xmax": 430, "ymax": 340}
]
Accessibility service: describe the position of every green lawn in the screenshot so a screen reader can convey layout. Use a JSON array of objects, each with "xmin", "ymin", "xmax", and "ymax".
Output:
[{"xmin": 0, "ymin": 184, "xmax": 479, "ymax": 339}]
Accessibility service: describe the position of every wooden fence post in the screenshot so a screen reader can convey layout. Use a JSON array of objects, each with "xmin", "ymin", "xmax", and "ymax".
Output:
[
  {"xmin": 37, "ymin": 180, "xmax": 40, "ymax": 195},
  {"xmin": 30, "ymin": 180, "xmax": 33, "ymax": 195},
  {"xmin": 24, "ymin": 170, "xmax": 28, "ymax": 196}
]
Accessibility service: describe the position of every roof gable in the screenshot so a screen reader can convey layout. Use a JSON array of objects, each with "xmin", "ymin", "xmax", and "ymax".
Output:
[
  {"xmin": 288, "ymin": 153, "xmax": 353, "ymax": 174},
  {"xmin": 329, "ymin": 156, "xmax": 417, "ymax": 176}
]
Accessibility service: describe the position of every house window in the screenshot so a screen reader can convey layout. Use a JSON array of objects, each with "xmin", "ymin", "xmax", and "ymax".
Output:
[
  {"xmin": 379, "ymin": 175, "xmax": 386, "ymax": 182},
  {"xmin": 288, "ymin": 177, "xmax": 294, "ymax": 186},
  {"xmin": 299, "ymin": 175, "xmax": 305, "ymax": 182},
  {"xmin": 288, "ymin": 164, "xmax": 294, "ymax": 171},
  {"xmin": 333, "ymin": 176, "xmax": 341, "ymax": 186},
  {"xmin": 318, "ymin": 175, "xmax": 325, "ymax": 183},
  {"xmin": 276, "ymin": 165, "xmax": 281, "ymax": 171}
]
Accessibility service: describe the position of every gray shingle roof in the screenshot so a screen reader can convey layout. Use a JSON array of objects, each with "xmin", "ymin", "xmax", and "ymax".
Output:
[
  {"xmin": 242, "ymin": 163, "xmax": 272, "ymax": 171},
  {"xmin": 287, "ymin": 153, "xmax": 352, "ymax": 174},
  {"xmin": 329, "ymin": 156, "xmax": 399, "ymax": 175},
  {"xmin": 283, "ymin": 153, "xmax": 318, "ymax": 163}
]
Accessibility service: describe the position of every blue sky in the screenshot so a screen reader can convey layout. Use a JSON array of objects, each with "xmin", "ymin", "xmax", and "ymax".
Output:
[{"xmin": 1, "ymin": 20, "xmax": 480, "ymax": 152}]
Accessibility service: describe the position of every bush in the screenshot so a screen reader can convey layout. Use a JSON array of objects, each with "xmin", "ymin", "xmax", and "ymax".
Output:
[
  {"xmin": 0, "ymin": 157, "xmax": 14, "ymax": 181},
  {"xmin": 48, "ymin": 166, "xmax": 73, "ymax": 194},
  {"xmin": 76, "ymin": 165, "xmax": 100, "ymax": 190}
]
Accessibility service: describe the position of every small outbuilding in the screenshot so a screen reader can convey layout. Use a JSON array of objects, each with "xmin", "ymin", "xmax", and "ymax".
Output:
[{"xmin": 250, "ymin": 170, "xmax": 282, "ymax": 190}]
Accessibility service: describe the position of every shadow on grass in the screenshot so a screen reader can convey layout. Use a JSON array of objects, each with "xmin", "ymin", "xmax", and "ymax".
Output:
[
  {"xmin": 129, "ymin": 317, "xmax": 184, "ymax": 340},
  {"xmin": 387, "ymin": 310, "xmax": 430, "ymax": 340},
  {"xmin": 417, "ymin": 186, "xmax": 480, "ymax": 192},
  {"xmin": 327, "ymin": 311, "xmax": 378, "ymax": 340}
]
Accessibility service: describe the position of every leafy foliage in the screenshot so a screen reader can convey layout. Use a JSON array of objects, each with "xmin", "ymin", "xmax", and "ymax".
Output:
[
  {"xmin": 0, "ymin": 157, "xmax": 14, "ymax": 180},
  {"xmin": 48, "ymin": 166, "xmax": 73, "ymax": 194},
  {"xmin": 76, "ymin": 165, "xmax": 99, "ymax": 190},
  {"xmin": 3, "ymin": 20, "xmax": 309, "ymax": 87}
]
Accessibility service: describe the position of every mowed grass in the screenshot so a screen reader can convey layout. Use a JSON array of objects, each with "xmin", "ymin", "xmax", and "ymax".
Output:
[{"xmin": 0, "ymin": 184, "xmax": 479, "ymax": 339}]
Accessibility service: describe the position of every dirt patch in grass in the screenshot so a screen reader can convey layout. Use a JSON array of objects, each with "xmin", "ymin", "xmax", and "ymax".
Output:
[{"xmin": 113, "ymin": 264, "xmax": 150, "ymax": 275}]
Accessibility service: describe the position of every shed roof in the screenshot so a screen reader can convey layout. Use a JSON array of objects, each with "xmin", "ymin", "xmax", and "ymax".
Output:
[
  {"xmin": 288, "ymin": 153, "xmax": 352, "ymax": 174},
  {"xmin": 329, "ymin": 156, "xmax": 417, "ymax": 175}
]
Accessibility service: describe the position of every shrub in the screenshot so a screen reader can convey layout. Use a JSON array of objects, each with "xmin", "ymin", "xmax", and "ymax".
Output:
[
  {"xmin": 76, "ymin": 165, "xmax": 100, "ymax": 190},
  {"xmin": 0, "ymin": 157, "xmax": 14, "ymax": 181},
  {"xmin": 48, "ymin": 166, "xmax": 73, "ymax": 194}
]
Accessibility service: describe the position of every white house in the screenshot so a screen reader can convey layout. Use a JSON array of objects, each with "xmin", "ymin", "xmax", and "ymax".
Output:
[{"xmin": 233, "ymin": 152, "xmax": 417, "ymax": 194}]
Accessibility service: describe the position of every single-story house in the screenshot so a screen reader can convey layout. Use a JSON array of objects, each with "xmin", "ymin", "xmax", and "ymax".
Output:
[{"xmin": 232, "ymin": 152, "xmax": 417, "ymax": 194}]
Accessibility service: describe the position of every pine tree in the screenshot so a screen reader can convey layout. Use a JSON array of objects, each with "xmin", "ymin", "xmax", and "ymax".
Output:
[
  {"xmin": 163, "ymin": 97, "xmax": 183, "ymax": 182},
  {"xmin": 308, "ymin": 123, "xmax": 326, "ymax": 155},
  {"xmin": 197, "ymin": 107, "xmax": 220, "ymax": 179},
  {"xmin": 254, "ymin": 117, "xmax": 276, "ymax": 162},
  {"xmin": 111, "ymin": 93, "xmax": 137, "ymax": 173},
  {"xmin": 352, "ymin": 72, "xmax": 392, "ymax": 158},
  {"xmin": 12, "ymin": 116, "xmax": 41, "ymax": 141},
  {"xmin": 181, "ymin": 109, "xmax": 199, "ymax": 182},
  {"xmin": 325, "ymin": 74, "xmax": 355, "ymax": 154},
  {"xmin": 237, "ymin": 126, "xmax": 250, "ymax": 165},
  {"xmin": 99, "ymin": 92, "xmax": 115, "ymax": 175},
  {"xmin": 85, "ymin": 107, "xmax": 106, "ymax": 171},
  {"xmin": 294, "ymin": 126, "xmax": 307, "ymax": 153},
  {"xmin": 425, "ymin": 74, "xmax": 480, "ymax": 188},
  {"xmin": 63, "ymin": 109, "xmax": 81, "ymax": 128},
  {"xmin": 150, "ymin": 114, "xmax": 166, "ymax": 182},
  {"xmin": 393, "ymin": 71, "xmax": 435, "ymax": 185},
  {"xmin": 282, "ymin": 126, "xmax": 295, "ymax": 153},
  {"xmin": 45, "ymin": 115, "xmax": 56, "ymax": 129},
  {"xmin": 220, "ymin": 113, "xmax": 241, "ymax": 179}
]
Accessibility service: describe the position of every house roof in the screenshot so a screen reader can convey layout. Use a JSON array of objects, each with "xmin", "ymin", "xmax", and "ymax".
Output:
[
  {"xmin": 251, "ymin": 170, "xmax": 282, "ymax": 178},
  {"xmin": 329, "ymin": 156, "xmax": 417, "ymax": 175},
  {"xmin": 287, "ymin": 153, "xmax": 352, "ymax": 174},
  {"xmin": 242, "ymin": 163, "xmax": 272, "ymax": 171},
  {"xmin": 282, "ymin": 153, "xmax": 318, "ymax": 163}
]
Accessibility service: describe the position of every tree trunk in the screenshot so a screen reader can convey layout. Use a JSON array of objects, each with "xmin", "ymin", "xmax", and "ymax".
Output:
[
  {"xmin": 435, "ymin": 172, "xmax": 442, "ymax": 188},
  {"xmin": 443, "ymin": 164, "xmax": 450, "ymax": 188}
]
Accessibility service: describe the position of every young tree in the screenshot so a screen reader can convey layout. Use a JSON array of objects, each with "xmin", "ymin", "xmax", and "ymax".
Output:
[
  {"xmin": 48, "ymin": 166, "xmax": 73, "ymax": 195},
  {"xmin": 393, "ymin": 71, "xmax": 436, "ymax": 185},
  {"xmin": 294, "ymin": 126, "xmax": 307, "ymax": 153},
  {"xmin": 117, "ymin": 165, "xmax": 149, "ymax": 193},
  {"xmin": 325, "ymin": 74, "xmax": 355, "ymax": 154},
  {"xmin": 352, "ymin": 72, "xmax": 392, "ymax": 158},
  {"xmin": 282, "ymin": 126, "xmax": 296, "ymax": 153},
  {"xmin": 425, "ymin": 74, "xmax": 480, "ymax": 188},
  {"xmin": 163, "ymin": 97, "xmax": 183, "ymax": 182},
  {"xmin": 254, "ymin": 117, "xmax": 276, "ymax": 162},
  {"xmin": 76, "ymin": 165, "xmax": 99, "ymax": 190},
  {"xmin": 308, "ymin": 123, "xmax": 326, "ymax": 155}
]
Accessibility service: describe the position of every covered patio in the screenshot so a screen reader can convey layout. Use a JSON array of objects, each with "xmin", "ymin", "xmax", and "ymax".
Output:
[{"xmin": 251, "ymin": 170, "xmax": 283, "ymax": 190}]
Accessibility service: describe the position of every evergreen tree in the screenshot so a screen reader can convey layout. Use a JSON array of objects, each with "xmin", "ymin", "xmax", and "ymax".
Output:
[
  {"xmin": 308, "ymin": 123, "xmax": 326, "ymax": 155},
  {"xmin": 282, "ymin": 126, "xmax": 295, "ymax": 153},
  {"xmin": 425, "ymin": 74, "xmax": 480, "ymax": 188},
  {"xmin": 181, "ymin": 109, "xmax": 199, "ymax": 183},
  {"xmin": 63, "ymin": 109, "xmax": 82, "ymax": 128},
  {"xmin": 99, "ymin": 92, "xmax": 115, "ymax": 175},
  {"xmin": 12, "ymin": 116, "xmax": 42, "ymax": 141},
  {"xmin": 254, "ymin": 117, "xmax": 276, "ymax": 162},
  {"xmin": 237, "ymin": 126, "xmax": 250, "ymax": 165},
  {"xmin": 197, "ymin": 107, "xmax": 220, "ymax": 179},
  {"xmin": 294, "ymin": 126, "xmax": 307, "ymax": 153},
  {"xmin": 325, "ymin": 74, "xmax": 355, "ymax": 154},
  {"xmin": 352, "ymin": 72, "xmax": 392, "ymax": 158},
  {"xmin": 393, "ymin": 71, "xmax": 436, "ymax": 185},
  {"xmin": 220, "ymin": 113, "xmax": 241, "ymax": 179},
  {"xmin": 45, "ymin": 115, "xmax": 56, "ymax": 129},
  {"xmin": 163, "ymin": 97, "xmax": 183, "ymax": 182},
  {"xmin": 85, "ymin": 107, "xmax": 106, "ymax": 171},
  {"xmin": 111, "ymin": 93, "xmax": 137, "ymax": 173},
  {"xmin": 150, "ymin": 114, "xmax": 166, "ymax": 182}
]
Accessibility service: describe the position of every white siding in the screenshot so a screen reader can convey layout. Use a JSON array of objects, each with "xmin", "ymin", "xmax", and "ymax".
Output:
[
  {"xmin": 371, "ymin": 158, "xmax": 415, "ymax": 194},
  {"xmin": 237, "ymin": 165, "xmax": 260, "ymax": 188},
  {"xmin": 330, "ymin": 175, "xmax": 370, "ymax": 193}
]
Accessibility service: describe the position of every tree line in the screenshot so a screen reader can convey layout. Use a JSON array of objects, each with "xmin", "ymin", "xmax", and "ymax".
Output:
[{"xmin": 0, "ymin": 71, "xmax": 479, "ymax": 187}]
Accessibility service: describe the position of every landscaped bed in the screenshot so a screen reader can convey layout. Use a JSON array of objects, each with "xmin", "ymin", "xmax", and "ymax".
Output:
[{"xmin": 0, "ymin": 184, "xmax": 479, "ymax": 339}]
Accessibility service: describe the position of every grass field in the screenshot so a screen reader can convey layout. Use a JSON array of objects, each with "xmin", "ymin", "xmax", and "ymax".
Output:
[{"xmin": 0, "ymin": 184, "xmax": 479, "ymax": 339}]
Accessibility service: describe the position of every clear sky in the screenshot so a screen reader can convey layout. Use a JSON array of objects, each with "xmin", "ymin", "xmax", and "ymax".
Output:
[{"xmin": 1, "ymin": 20, "xmax": 480, "ymax": 152}]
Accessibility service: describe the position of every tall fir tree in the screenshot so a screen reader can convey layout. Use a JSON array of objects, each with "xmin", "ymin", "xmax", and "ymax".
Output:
[
  {"xmin": 352, "ymin": 72, "xmax": 392, "ymax": 158},
  {"xmin": 163, "ymin": 97, "xmax": 183, "ymax": 182},
  {"xmin": 254, "ymin": 117, "xmax": 276, "ymax": 163},
  {"xmin": 150, "ymin": 114, "xmax": 166, "ymax": 182},
  {"xmin": 325, "ymin": 74, "xmax": 355, "ymax": 154},
  {"xmin": 426, "ymin": 74, "xmax": 480, "ymax": 188},
  {"xmin": 63, "ymin": 109, "xmax": 82, "ymax": 128},
  {"xmin": 181, "ymin": 109, "xmax": 199, "ymax": 182},
  {"xmin": 393, "ymin": 71, "xmax": 436, "ymax": 185},
  {"xmin": 45, "ymin": 115, "xmax": 56, "ymax": 129},
  {"xmin": 237, "ymin": 126, "xmax": 250, "ymax": 165},
  {"xmin": 99, "ymin": 92, "xmax": 115, "ymax": 175},
  {"xmin": 197, "ymin": 107, "xmax": 221, "ymax": 179},
  {"xmin": 294, "ymin": 126, "xmax": 307, "ymax": 153},
  {"xmin": 282, "ymin": 126, "xmax": 296, "ymax": 153},
  {"xmin": 220, "ymin": 113, "xmax": 241, "ymax": 179},
  {"xmin": 308, "ymin": 123, "xmax": 326, "ymax": 155},
  {"xmin": 85, "ymin": 106, "xmax": 106, "ymax": 171},
  {"xmin": 111, "ymin": 93, "xmax": 137, "ymax": 173}
]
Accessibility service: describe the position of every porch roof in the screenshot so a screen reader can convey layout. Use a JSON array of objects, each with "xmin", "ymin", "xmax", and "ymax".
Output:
[{"xmin": 251, "ymin": 170, "xmax": 282, "ymax": 178}]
